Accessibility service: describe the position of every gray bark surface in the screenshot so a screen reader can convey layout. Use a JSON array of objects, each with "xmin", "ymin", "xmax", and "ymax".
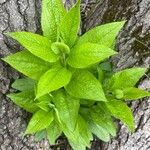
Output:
[{"xmin": 0, "ymin": 0, "xmax": 149, "ymax": 150}]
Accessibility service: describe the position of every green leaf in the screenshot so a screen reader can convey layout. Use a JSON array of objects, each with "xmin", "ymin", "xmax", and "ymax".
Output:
[
  {"xmin": 106, "ymin": 99, "xmax": 135, "ymax": 131},
  {"xmin": 80, "ymin": 99, "xmax": 95, "ymax": 107},
  {"xmin": 80, "ymin": 108, "xmax": 110, "ymax": 142},
  {"xmin": 36, "ymin": 65, "xmax": 72, "ymax": 98},
  {"xmin": 47, "ymin": 121, "xmax": 62, "ymax": 145},
  {"xmin": 37, "ymin": 94, "xmax": 52, "ymax": 102},
  {"xmin": 64, "ymin": 115, "xmax": 92, "ymax": 148},
  {"xmin": 36, "ymin": 101, "xmax": 50, "ymax": 112},
  {"xmin": 25, "ymin": 109, "xmax": 54, "ymax": 134},
  {"xmin": 113, "ymin": 89, "xmax": 124, "ymax": 99},
  {"xmin": 51, "ymin": 42, "xmax": 70, "ymax": 55},
  {"xmin": 67, "ymin": 43, "xmax": 116, "ymax": 68},
  {"xmin": 123, "ymin": 87, "xmax": 150, "ymax": 100},
  {"xmin": 6, "ymin": 32, "xmax": 58, "ymax": 63},
  {"xmin": 99, "ymin": 61, "xmax": 112, "ymax": 72},
  {"xmin": 75, "ymin": 116, "xmax": 93, "ymax": 147},
  {"xmin": 108, "ymin": 68, "xmax": 147, "ymax": 90},
  {"xmin": 80, "ymin": 104, "xmax": 116, "ymax": 142},
  {"xmin": 7, "ymin": 91, "xmax": 38, "ymax": 113},
  {"xmin": 53, "ymin": 107, "xmax": 62, "ymax": 124},
  {"xmin": 69, "ymin": 140, "xmax": 86, "ymax": 150},
  {"xmin": 91, "ymin": 104, "xmax": 116, "ymax": 137},
  {"xmin": 60, "ymin": 0, "xmax": 80, "ymax": 47},
  {"xmin": 12, "ymin": 78, "xmax": 36, "ymax": 91},
  {"xmin": 2, "ymin": 50, "xmax": 51, "ymax": 80},
  {"xmin": 41, "ymin": 0, "xmax": 67, "ymax": 42},
  {"xmin": 36, "ymin": 94, "xmax": 52, "ymax": 111},
  {"xmin": 65, "ymin": 70, "xmax": 107, "ymax": 101},
  {"xmin": 88, "ymin": 120, "xmax": 110, "ymax": 142},
  {"xmin": 34, "ymin": 130, "xmax": 47, "ymax": 141},
  {"xmin": 52, "ymin": 89, "xmax": 80, "ymax": 131},
  {"xmin": 77, "ymin": 21, "xmax": 125, "ymax": 47},
  {"xmin": 97, "ymin": 67, "xmax": 104, "ymax": 83}
]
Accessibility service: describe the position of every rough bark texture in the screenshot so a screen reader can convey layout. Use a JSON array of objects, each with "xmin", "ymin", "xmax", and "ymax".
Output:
[{"xmin": 0, "ymin": 0, "xmax": 149, "ymax": 150}]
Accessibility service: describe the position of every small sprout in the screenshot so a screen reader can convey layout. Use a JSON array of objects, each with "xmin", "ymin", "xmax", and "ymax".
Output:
[{"xmin": 114, "ymin": 89, "xmax": 124, "ymax": 99}]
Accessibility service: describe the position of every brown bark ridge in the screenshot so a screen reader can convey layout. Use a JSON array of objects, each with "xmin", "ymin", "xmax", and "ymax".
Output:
[{"xmin": 0, "ymin": 0, "xmax": 149, "ymax": 150}]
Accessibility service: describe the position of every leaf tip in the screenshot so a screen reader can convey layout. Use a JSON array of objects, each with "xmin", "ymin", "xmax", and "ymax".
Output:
[
  {"xmin": 121, "ymin": 20, "xmax": 126, "ymax": 25},
  {"xmin": 4, "ymin": 32, "xmax": 16, "ymax": 38},
  {"xmin": 113, "ymin": 20, "xmax": 126, "ymax": 30},
  {"xmin": 35, "ymin": 93, "xmax": 43, "ymax": 100},
  {"xmin": 6, "ymin": 93, "xmax": 12, "ymax": 99},
  {"xmin": 24, "ymin": 126, "xmax": 33, "ymax": 135},
  {"xmin": 35, "ymin": 95, "xmax": 40, "ymax": 100},
  {"xmin": 112, "ymin": 50, "xmax": 118, "ymax": 56},
  {"xmin": 1, "ymin": 57, "xmax": 5, "ymax": 62},
  {"xmin": 117, "ymin": 20, "xmax": 126, "ymax": 28},
  {"xmin": 130, "ymin": 125, "xmax": 135, "ymax": 133},
  {"xmin": 135, "ymin": 67, "xmax": 148, "ymax": 75},
  {"xmin": 24, "ymin": 130, "xmax": 29, "ymax": 136},
  {"xmin": 97, "ymin": 94, "xmax": 108, "ymax": 102},
  {"xmin": 141, "ymin": 67, "xmax": 148, "ymax": 72},
  {"xmin": 1, "ymin": 54, "xmax": 12, "ymax": 63},
  {"xmin": 3, "ymin": 32, "xmax": 11, "ymax": 36},
  {"xmin": 74, "ymin": 0, "xmax": 81, "ymax": 5}
]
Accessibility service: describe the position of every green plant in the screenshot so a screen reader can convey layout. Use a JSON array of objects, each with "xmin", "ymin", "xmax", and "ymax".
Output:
[{"xmin": 2, "ymin": 0, "xmax": 150, "ymax": 149}]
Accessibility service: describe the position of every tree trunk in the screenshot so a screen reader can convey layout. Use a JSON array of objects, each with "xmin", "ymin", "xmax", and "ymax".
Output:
[{"xmin": 0, "ymin": 0, "xmax": 149, "ymax": 150}]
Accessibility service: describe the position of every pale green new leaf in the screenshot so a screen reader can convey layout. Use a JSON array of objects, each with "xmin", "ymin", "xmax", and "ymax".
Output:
[
  {"xmin": 51, "ymin": 42, "xmax": 70, "ymax": 55},
  {"xmin": 123, "ymin": 87, "xmax": 150, "ymax": 100},
  {"xmin": 65, "ymin": 70, "xmax": 107, "ymax": 101},
  {"xmin": 2, "ymin": 51, "xmax": 51, "ymax": 80},
  {"xmin": 41, "ymin": 0, "xmax": 67, "ymax": 42},
  {"xmin": 106, "ymin": 99, "xmax": 135, "ymax": 131},
  {"xmin": 67, "ymin": 43, "xmax": 116, "ymax": 68},
  {"xmin": 47, "ymin": 121, "xmax": 62, "ymax": 145},
  {"xmin": 36, "ymin": 93, "xmax": 52, "ymax": 112},
  {"xmin": 6, "ymin": 32, "xmax": 58, "ymax": 63},
  {"xmin": 53, "ymin": 89, "xmax": 80, "ymax": 131},
  {"xmin": 77, "ymin": 21, "xmax": 125, "ymax": 47},
  {"xmin": 25, "ymin": 110, "xmax": 54, "ymax": 134},
  {"xmin": 113, "ymin": 89, "xmax": 124, "ymax": 99},
  {"xmin": 12, "ymin": 78, "xmax": 36, "ymax": 91},
  {"xmin": 7, "ymin": 91, "xmax": 38, "ymax": 113},
  {"xmin": 108, "ymin": 68, "xmax": 147, "ymax": 90},
  {"xmin": 60, "ymin": 0, "xmax": 80, "ymax": 47},
  {"xmin": 36, "ymin": 101, "xmax": 50, "ymax": 112},
  {"xmin": 36, "ymin": 94, "xmax": 53, "ymax": 111},
  {"xmin": 36, "ymin": 66, "xmax": 72, "ymax": 98}
]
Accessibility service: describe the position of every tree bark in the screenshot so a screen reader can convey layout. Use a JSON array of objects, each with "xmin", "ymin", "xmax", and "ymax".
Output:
[{"xmin": 0, "ymin": 0, "xmax": 149, "ymax": 150}]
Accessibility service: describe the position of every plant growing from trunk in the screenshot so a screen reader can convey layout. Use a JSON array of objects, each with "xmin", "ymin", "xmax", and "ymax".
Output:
[{"xmin": 2, "ymin": 0, "xmax": 150, "ymax": 149}]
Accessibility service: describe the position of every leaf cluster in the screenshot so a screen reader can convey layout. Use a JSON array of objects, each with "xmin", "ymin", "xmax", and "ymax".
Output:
[{"xmin": 2, "ymin": 0, "xmax": 150, "ymax": 149}]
